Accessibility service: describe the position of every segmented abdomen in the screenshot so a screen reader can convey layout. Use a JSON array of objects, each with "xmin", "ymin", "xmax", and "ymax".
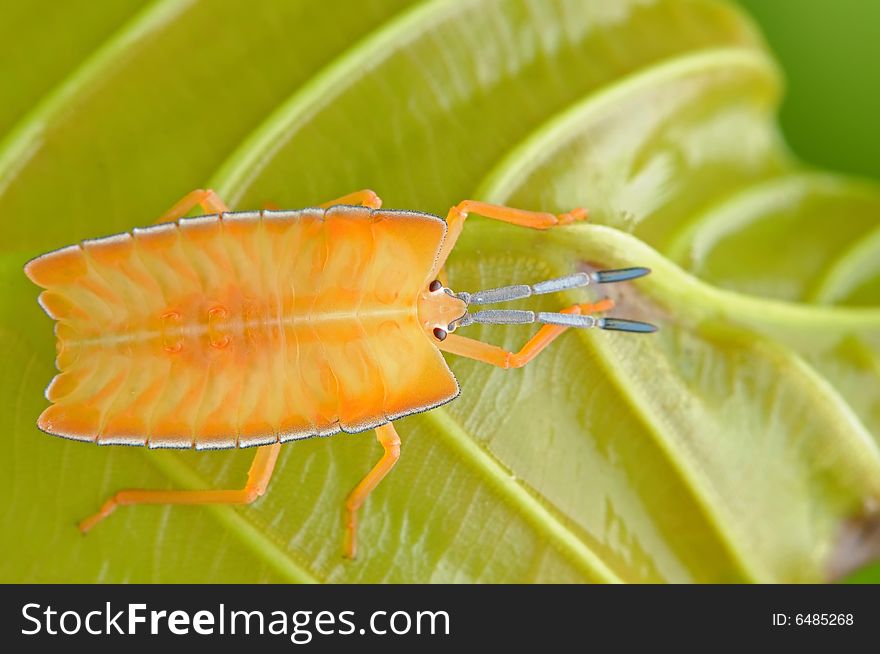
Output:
[{"xmin": 25, "ymin": 206, "xmax": 458, "ymax": 448}]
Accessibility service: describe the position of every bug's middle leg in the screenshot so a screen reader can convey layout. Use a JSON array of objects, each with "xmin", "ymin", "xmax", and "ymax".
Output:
[
  {"xmin": 318, "ymin": 189, "xmax": 383, "ymax": 209},
  {"xmin": 155, "ymin": 188, "xmax": 230, "ymax": 224},
  {"xmin": 78, "ymin": 442, "xmax": 281, "ymax": 533},
  {"xmin": 437, "ymin": 299, "xmax": 614, "ymax": 368},
  {"xmin": 344, "ymin": 422, "xmax": 401, "ymax": 559},
  {"xmin": 261, "ymin": 189, "xmax": 383, "ymax": 212}
]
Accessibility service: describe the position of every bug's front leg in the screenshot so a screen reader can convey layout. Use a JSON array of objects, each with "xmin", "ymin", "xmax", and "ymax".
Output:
[
  {"xmin": 437, "ymin": 299, "xmax": 614, "ymax": 368},
  {"xmin": 155, "ymin": 188, "xmax": 231, "ymax": 224},
  {"xmin": 432, "ymin": 200, "xmax": 588, "ymax": 281},
  {"xmin": 344, "ymin": 422, "xmax": 401, "ymax": 559}
]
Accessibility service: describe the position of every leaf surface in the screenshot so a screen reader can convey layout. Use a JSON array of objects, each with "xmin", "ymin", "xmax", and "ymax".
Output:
[{"xmin": 1, "ymin": 0, "xmax": 878, "ymax": 583}]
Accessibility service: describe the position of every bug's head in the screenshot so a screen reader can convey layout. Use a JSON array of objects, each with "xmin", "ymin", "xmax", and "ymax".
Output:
[
  {"xmin": 418, "ymin": 279, "xmax": 468, "ymax": 342},
  {"xmin": 419, "ymin": 268, "xmax": 658, "ymax": 343}
]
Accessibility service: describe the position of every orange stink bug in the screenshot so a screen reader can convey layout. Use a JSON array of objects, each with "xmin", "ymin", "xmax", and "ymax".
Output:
[{"xmin": 24, "ymin": 188, "xmax": 656, "ymax": 558}]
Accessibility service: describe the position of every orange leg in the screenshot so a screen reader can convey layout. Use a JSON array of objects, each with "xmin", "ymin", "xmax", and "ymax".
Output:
[
  {"xmin": 437, "ymin": 299, "xmax": 614, "ymax": 368},
  {"xmin": 78, "ymin": 442, "xmax": 282, "ymax": 533},
  {"xmin": 263, "ymin": 189, "xmax": 383, "ymax": 212},
  {"xmin": 434, "ymin": 200, "xmax": 588, "ymax": 274},
  {"xmin": 155, "ymin": 188, "xmax": 230, "ymax": 224},
  {"xmin": 319, "ymin": 189, "xmax": 383, "ymax": 210},
  {"xmin": 344, "ymin": 422, "xmax": 401, "ymax": 559},
  {"xmin": 160, "ymin": 188, "xmax": 380, "ymax": 223}
]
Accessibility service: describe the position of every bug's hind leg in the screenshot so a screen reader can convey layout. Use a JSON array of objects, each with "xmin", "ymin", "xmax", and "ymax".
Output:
[
  {"xmin": 78, "ymin": 443, "xmax": 281, "ymax": 533},
  {"xmin": 318, "ymin": 189, "xmax": 382, "ymax": 210},
  {"xmin": 434, "ymin": 200, "xmax": 588, "ymax": 275},
  {"xmin": 155, "ymin": 188, "xmax": 230, "ymax": 224},
  {"xmin": 344, "ymin": 422, "xmax": 400, "ymax": 559},
  {"xmin": 437, "ymin": 299, "xmax": 614, "ymax": 368}
]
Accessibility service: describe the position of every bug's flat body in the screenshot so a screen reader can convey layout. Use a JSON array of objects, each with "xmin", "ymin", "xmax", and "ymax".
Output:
[
  {"xmin": 25, "ymin": 205, "xmax": 458, "ymax": 449},
  {"xmin": 25, "ymin": 187, "xmax": 651, "ymax": 558}
]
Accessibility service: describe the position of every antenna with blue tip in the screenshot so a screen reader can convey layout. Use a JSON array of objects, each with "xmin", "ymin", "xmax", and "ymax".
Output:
[{"xmin": 450, "ymin": 268, "xmax": 658, "ymax": 333}]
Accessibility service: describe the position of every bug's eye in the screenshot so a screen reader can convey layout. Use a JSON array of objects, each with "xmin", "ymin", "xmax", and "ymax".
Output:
[
  {"xmin": 429, "ymin": 280, "xmax": 442, "ymax": 292},
  {"xmin": 432, "ymin": 327, "xmax": 447, "ymax": 341}
]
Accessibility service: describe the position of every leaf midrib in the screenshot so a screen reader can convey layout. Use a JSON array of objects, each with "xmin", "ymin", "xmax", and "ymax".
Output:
[{"xmin": 425, "ymin": 407, "xmax": 621, "ymax": 583}]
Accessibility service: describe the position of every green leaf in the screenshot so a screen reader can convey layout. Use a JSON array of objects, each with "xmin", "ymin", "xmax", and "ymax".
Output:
[
  {"xmin": 0, "ymin": 0, "xmax": 150, "ymax": 138},
  {"xmin": 2, "ymin": 0, "xmax": 879, "ymax": 583}
]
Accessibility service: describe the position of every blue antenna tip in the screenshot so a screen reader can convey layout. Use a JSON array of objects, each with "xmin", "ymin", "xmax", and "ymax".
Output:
[
  {"xmin": 594, "ymin": 267, "xmax": 651, "ymax": 284},
  {"xmin": 599, "ymin": 317, "xmax": 658, "ymax": 333}
]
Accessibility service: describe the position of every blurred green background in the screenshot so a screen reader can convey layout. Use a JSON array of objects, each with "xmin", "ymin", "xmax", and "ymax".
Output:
[
  {"xmin": 738, "ymin": 0, "xmax": 880, "ymax": 584},
  {"xmin": 738, "ymin": 0, "xmax": 880, "ymax": 180}
]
